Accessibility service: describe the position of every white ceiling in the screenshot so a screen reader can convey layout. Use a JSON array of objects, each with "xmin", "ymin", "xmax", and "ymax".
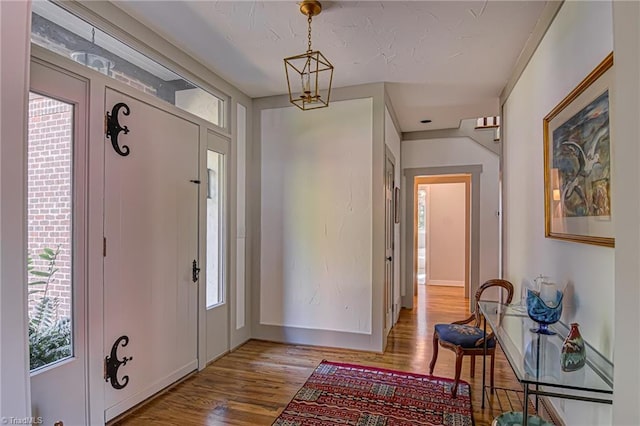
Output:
[{"xmin": 114, "ymin": 1, "xmax": 546, "ymax": 132}]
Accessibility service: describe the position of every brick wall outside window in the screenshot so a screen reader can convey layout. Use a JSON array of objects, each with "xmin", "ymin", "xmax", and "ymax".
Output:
[
  {"xmin": 31, "ymin": 32, "xmax": 158, "ymax": 97},
  {"xmin": 28, "ymin": 93, "xmax": 73, "ymax": 319}
]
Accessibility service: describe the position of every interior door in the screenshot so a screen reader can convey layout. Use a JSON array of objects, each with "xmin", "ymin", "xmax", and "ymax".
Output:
[
  {"xmin": 384, "ymin": 152, "xmax": 396, "ymax": 334},
  {"xmin": 103, "ymin": 88, "xmax": 199, "ymax": 421},
  {"xmin": 28, "ymin": 60, "xmax": 89, "ymax": 426},
  {"xmin": 204, "ymin": 131, "xmax": 230, "ymax": 362}
]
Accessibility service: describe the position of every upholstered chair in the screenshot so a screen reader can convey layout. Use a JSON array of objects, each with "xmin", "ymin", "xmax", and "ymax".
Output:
[{"xmin": 429, "ymin": 279, "xmax": 514, "ymax": 397}]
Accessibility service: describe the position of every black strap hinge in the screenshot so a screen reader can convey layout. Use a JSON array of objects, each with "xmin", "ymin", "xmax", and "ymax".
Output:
[{"xmin": 192, "ymin": 259, "xmax": 200, "ymax": 283}]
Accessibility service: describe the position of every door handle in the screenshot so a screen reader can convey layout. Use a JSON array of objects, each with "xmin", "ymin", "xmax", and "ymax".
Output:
[{"xmin": 386, "ymin": 256, "xmax": 393, "ymax": 261}]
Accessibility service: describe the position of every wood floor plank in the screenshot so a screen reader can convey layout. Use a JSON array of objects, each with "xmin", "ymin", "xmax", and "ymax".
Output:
[{"xmin": 113, "ymin": 285, "xmax": 524, "ymax": 426}]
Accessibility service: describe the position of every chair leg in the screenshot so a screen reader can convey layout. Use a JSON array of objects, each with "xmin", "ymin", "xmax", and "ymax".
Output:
[
  {"xmin": 490, "ymin": 351, "xmax": 496, "ymax": 394},
  {"xmin": 429, "ymin": 333, "xmax": 439, "ymax": 375},
  {"xmin": 470, "ymin": 355, "xmax": 475, "ymax": 378},
  {"xmin": 452, "ymin": 351, "xmax": 464, "ymax": 398}
]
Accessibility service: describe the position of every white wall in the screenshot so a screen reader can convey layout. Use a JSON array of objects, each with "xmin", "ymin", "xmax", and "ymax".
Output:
[
  {"xmin": 612, "ymin": 2, "xmax": 640, "ymax": 424},
  {"xmin": 384, "ymin": 106, "xmax": 401, "ymax": 322},
  {"xmin": 0, "ymin": 0, "xmax": 32, "ymax": 419},
  {"xmin": 234, "ymin": 102, "xmax": 247, "ymax": 335},
  {"xmin": 402, "ymin": 138, "xmax": 500, "ymax": 289},
  {"xmin": 426, "ymin": 182, "xmax": 466, "ymax": 286},
  {"xmin": 502, "ymin": 1, "xmax": 613, "ymax": 424},
  {"xmin": 259, "ymin": 98, "xmax": 373, "ymax": 335},
  {"xmin": 503, "ymin": 0, "xmax": 613, "ymax": 356}
]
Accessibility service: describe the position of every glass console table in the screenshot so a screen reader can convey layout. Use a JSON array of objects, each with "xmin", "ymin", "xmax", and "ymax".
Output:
[{"xmin": 478, "ymin": 301, "xmax": 613, "ymax": 425}]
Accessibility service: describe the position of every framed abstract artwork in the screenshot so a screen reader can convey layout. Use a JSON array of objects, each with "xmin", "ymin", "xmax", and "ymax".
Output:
[{"xmin": 543, "ymin": 52, "xmax": 614, "ymax": 247}]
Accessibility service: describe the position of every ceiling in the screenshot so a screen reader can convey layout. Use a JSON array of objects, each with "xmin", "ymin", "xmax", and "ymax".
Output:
[{"xmin": 114, "ymin": 1, "xmax": 546, "ymax": 132}]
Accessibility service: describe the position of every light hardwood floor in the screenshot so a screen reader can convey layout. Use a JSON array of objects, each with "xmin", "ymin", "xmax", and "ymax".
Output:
[{"xmin": 115, "ymin": 285, "xmax": 523, "ymax": 425}]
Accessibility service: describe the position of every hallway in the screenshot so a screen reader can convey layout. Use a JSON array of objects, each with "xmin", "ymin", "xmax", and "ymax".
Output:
[{"xmin": 115, "ymin": 286, "xmax": 527, "ymax": 425}]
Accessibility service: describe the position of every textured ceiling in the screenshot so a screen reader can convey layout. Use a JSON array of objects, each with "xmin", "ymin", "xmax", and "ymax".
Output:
[{"xmin": 114, "ymin": 1, "xmax": 546, "ymax": 131}]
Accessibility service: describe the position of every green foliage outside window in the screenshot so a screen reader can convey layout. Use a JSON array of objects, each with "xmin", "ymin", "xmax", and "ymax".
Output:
[{"xmin": 28, "ymin": 246, "xmax": 72, "ymax": 371}]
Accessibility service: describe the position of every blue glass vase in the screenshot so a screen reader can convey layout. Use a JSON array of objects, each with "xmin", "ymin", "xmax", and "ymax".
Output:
[{"xmin": 526, "ymin": 289, "xmax": 563, "ymax": 335}]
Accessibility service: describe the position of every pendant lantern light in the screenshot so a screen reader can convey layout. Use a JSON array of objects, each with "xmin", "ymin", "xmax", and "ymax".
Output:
[{"xmin": 284, "ymin": 0, "xmax": 334, "ymax": 110}]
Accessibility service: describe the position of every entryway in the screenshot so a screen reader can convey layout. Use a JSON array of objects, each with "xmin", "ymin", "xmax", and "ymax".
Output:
[
  {"xmin": 102, "ymin": 88, "xmax": 200, "ymax": 420},
  {"xmin": 27, "ymin": 46, "xmax": 231, "ymax": 424},
  {"xmin": 402, "ymin": 165, "xmax": 482, "ymax": 313},
  {"xmin": 414, "ymin": 175, "xmax": 470, "ymax": 296}
]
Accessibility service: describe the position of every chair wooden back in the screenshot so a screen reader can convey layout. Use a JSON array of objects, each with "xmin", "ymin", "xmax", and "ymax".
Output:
[{"xmin": 473, "ymin": 279, "xmax": 514, "ymax": 327}]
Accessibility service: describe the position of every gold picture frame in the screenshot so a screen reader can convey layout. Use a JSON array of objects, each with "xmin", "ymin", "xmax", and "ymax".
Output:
[{"xmin": 543, "ymin": 52, "xmax": 614, "ymax": 247}]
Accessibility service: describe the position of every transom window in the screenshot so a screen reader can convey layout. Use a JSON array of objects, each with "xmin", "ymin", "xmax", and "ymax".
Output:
[{"xmin": 31, "ymin": 1, "xmax": 226, "ymax": 128}]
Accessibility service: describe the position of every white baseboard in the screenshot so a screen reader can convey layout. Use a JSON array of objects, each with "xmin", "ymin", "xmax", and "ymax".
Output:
[{"xmin": 427, "ymin": 279, "xmax": 464, "ymax": 287}]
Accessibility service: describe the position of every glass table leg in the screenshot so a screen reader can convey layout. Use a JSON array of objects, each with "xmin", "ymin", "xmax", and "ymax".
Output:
[
  {"xmin": 523, "ymin": 385, "xmax": 529, "ymax": 426},
  {"xmin": 482, "ymin": 318, "xmax": 487, "ymax": 408}
]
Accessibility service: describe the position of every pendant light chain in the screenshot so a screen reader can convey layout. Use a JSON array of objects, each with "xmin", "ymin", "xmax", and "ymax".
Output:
[{"xmin": 307, "ymin": 15, "xmax": 313, "ymax": 53}]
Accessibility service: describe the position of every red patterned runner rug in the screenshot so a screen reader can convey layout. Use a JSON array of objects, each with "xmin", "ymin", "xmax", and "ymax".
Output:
[{"xmin": 273, "ymin": 360, "xmax": 473, "ymax": 426}]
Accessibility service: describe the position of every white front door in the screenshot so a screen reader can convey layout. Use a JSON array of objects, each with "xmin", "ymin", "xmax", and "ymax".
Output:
[
  {"xmin": 204, "ymin": 131, "xmax": 230, "ymax": 362},
  {"xmin": 103, "ymin": 88, "xmax": 200, "ymax": 421},
  {"xmin": 28, "ymin": 60, "xmax": 89, "ymax": 425}
]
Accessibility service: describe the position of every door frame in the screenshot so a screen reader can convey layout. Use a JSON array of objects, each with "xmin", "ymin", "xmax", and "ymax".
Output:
[
  {"xmin": 414, "ymin": 175, "xmax": 471, "ymax": 298},
  {"xmin": 384, "ymin": 147, "xmax": 396, "ymax": 336},
  {"xmin": 403, "ymin": 165, "xmax": 482, "ymax": 312},
  {"xmin": 28, "ymin": 57, "xmax": 90, "ymax": 426},
  {"xmin": 30, "ymin": 44, "xmax": 236, "ymax": 425},
  {"xmin": 199, "ymin": 131, "xmax": 232, "ymax": 365}
]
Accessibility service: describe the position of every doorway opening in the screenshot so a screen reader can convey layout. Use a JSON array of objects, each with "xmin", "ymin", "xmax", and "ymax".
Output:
[
  {"xmin": 414, "ymin": 174, "xmax": 471, "ymax": 312},
  {"xmin": 415, "ymin": 175, "xmax": 470, "ymax": 293},
  {"xmin": 402, "ymin": 164, "xmax": 482, "ymax": 311}
]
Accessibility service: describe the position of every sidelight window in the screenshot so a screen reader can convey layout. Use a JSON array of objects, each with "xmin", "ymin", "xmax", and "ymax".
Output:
[
  {"xmin": 27, "ymin": 92, "xmax": 74, "ymax": 372},
  {"xmin": 206, "ymin": 150, "xmax": 226, "ymax": 308}
]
